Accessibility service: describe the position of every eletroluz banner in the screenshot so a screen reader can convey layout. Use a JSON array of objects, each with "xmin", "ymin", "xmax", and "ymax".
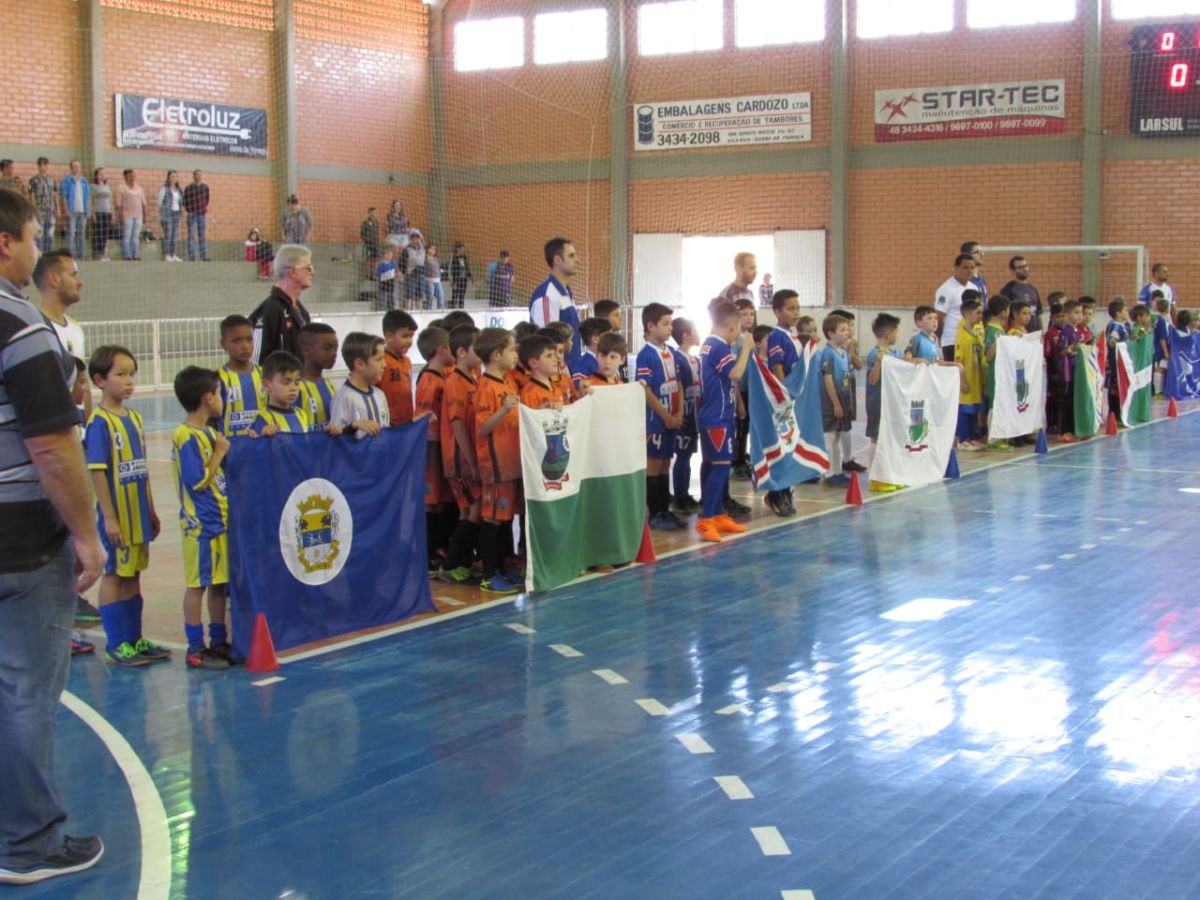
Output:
[
  {"xmin": 115, "ymin": 94, "xmax": 268, "ymax": 158},
  {"xmin": 874, "ymin": 80, "xmax": 1065, "ymax": 142}
]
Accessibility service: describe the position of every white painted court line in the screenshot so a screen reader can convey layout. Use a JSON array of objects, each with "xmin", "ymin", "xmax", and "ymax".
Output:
[
  {"xmin": 750, "ymin": 826, "xmax": 792, "ymax": 856},
  {"xmin": 636, "ymin": 698, "xmax": 671, "ymax": 716},
  {"xmin": 251, "ymin": 675, "xmax": 285, "ymax": 687},
  {"xmin": 1034, "ymin": 564, "xmax": 1053, "ymax": 571},
  {"xmin": 435, "ymin": 596, "xmax": 466, "ymax": 607},
  {"xmin": 781, "ymin": 891, "xmax": 817, "ymax": 900},
  {"xmin": 1095, "ymin": 516, "xmax": 1121, "ymax": 522},
  {"xmin": 767, "ymin": 682, "xmax": 792, "ymax": 693},
  {"xmin": 1080, "ymin": 543, "xmax": 1097, "ymax": 550},
  {"xmin": 716, "ymin": 703, "xmax": 749, "ymax": 715},
  {"xmin": 984, "ymin": 587, "xmax": 1003, "ymax": 594},
  {"xmin": 1118, "ymin": 527, "xmax": 1132, "ymax": 533},
  {"xmin": 593, "ymin": 669, "xmax": 628, "ymax": 685},
  {"xmin": 1135, "ymin": 520, "xmax": 1149, "ymax": 525},
  {"xmin": 1032, "ymin": 513, "xmax": 1058, "ymax": 518},
  {"xmin": 1010, "ymin": 575, "xmax": 1029, "ymax": 582},
  {"xmin": 714, "ymin": 775, "xmax": 754, "ymax": 800},
  {"xmin": 676, "ymin": 733, "xmax": 715, "ymax": 754},
  {"xmin": 548, "ymin": 643, "xmax": 583, "ymax": 658},
  {"xmin": 61, "ymin": 691, "xmax": 171, "ymax": 899},
  {"xmin": 505, "ymin": 623, "xmax": 536, "ymax": 635},
  {"xmin": 1100, "ymin": 535, "xmax": 1116, "ymax": 541},
  {"xmin": 1059, "ymin": 553, "xmax": 1076, "ymax": 560}
]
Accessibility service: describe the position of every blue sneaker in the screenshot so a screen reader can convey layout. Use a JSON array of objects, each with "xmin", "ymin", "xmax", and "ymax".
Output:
[
  {"xmin": 0, "ymin": 835, "xmax": 104, "ymax": 885},
  {"xmin": 481, "ymin": 574, "xmax": 521, "ymax": 595},
  {"xmin": 827, "ymin": 474, "xmax": 851, "ymax": 486}
]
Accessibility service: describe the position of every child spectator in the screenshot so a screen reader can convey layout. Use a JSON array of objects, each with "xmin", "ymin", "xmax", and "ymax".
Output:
[
  {"xmin": 671, "ymin": 318, "xmax": 701, "ymax": 514},
  {"xmin": 732, "ymin": 298, "xmax": 757, "ymax": 479},
  {"xmin": 592, "ymin": 332, "xmax": 626, "ymax": 386},
  {"xmin": 695, "ymin": 301, "xmax": 755, "ymax": 543},
  {"xmin": 1055, "ymin": 300, "xmax": 1086, "ymax": 443},
  {"xmin": 171, "ymin": 367, "xmax": 233, "ymax": 669},
  {"xmin": 820, "ymin": 316, "xmax": 856, "ymax": 486},
  {"xmin": 1106, "ymin": 297, "xmax": 1132, "ymax": 418},
  {"xmin": 86, "ymin": 346, "xmax": 166, "ymax": 667},
  {"xmin": 330, "ymin": 332, "xmax": 389, "ymax": 438},
  {"xmin": 1153, "ymin": 294, "xmax": 1171, "ymax": 396},
  {"xmin": 297, "ymin": 323, "xmax": 340, "ymax": 433},
  {"xmin": 519, "ymin": 333, "xmax": 564, "ymax": 410},
  {"xmin": 905, "ymin": 306, "xmax": 942, "ymax": 364},
  {"xmin": 637, "ymin": 303, "xmax": 684, "ymax": 530},
  {"xmin": 438, "ymin": 325, "xmax": 483, "ymax": 584},
  {"xmin": 955, "ymin": 296, "xmax": 985, "ymax": 450},
  {"xmin": 865, "ymin": 313, "xmax": 904, "ymax": 490},
  {"xmin": 416, "ymin": 325, "xmax": 454, "ymax": 572},
  {"xmin": 1044, "ymin": 300, "xmax": 1066, "ymax": 432},
  {"xmin": 376, "ymin": 246, "xmax": 398, "ymax": 311},
  {"xmin": 473, "ymin": 328, "xmax": 523, "ymax": 594},
  {"xmin": 574, "ymin": 317, "xmax": 611, "ymax": 391},
  {"xmin": 984, "ymin": 295, "xmax": 1012, "ymax": 451},
  {"xmin": 797, "ymin": 315, "xmax": 818, "ymax": 347},
  {"xmin": 382, "ymin": 310, "xmax": 418, "ymax": 425},
  {"xmin": 250, "ymin": 352, "xmax": 309, "ymax": 436},
  {"xmin": 217, "ymin": 314, "xmax": 264, "ymax": 437},
  {"xmin": 424, "ymin": 245, "xmax": 445, "ymax": 310}
]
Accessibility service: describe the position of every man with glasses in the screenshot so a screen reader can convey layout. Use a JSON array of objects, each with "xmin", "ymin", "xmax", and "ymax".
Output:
[
  {"xmin": 1001, "ymin": 255, "xmax": 1043, "ymax": 332},
  {"xmin": 250, "ymin": 244, "xmax": 313, "ymax": 363}
]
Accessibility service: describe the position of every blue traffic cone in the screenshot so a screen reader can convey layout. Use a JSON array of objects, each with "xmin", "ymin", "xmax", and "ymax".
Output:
[
  {"xmin": 945, "ymin": 447, "xmax": 961, "ymax": 479},
  {"xmin": 1035, "ymin": 429, "xmax": 1049, "ymax": 454}
]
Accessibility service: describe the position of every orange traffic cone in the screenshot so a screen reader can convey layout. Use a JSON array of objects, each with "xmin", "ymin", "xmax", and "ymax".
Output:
[
  {"xmin": 845, "ymin": 472, "xmax": 863, "ymax": 506},
  {"xmin": 1168, "ymin": 397, "xmax": 1179, "ymax": 418},
  {"xmin": 246, "ymin": 612, "xmax": 280, "ymax": 673},
  {"xmin": 1105, "ymin": 411, "xmax": 1118, "ymax": 436},
  {"xmin": 635, "ymin": 520, "xmax": 657, "ymax": 564}
]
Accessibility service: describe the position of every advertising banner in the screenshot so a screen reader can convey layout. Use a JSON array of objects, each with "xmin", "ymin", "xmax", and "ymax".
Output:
[
  {"xmin": 116, "ymin": 93, "xmax": 268, "ymax": 157},
  {"xmin": 634, "ymin": 93, "xmax": 811, "ymax": 151},
  {"xmin": 874, "ymin": 80, "xmax": 1065, "ymax": 142}
]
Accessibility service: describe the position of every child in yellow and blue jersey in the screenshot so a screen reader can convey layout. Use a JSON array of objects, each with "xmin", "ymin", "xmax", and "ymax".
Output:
[
  {"xmin": 171, "ymin": 367, "xmax": 233, "ymax": 670},
  {"xmin": 297, "ymin": 322, "xmax": 340, "ymax": 432},
  {"xmin": 86, "ymin": 345, "xmax": 166, "ymax": 668},
  {"xmin": 954, "ymin": 294, "xmax": 986, "ymax": 449},
  {"xmin": 217, "ymin": 314, "xmax": 264, "ymax": 437},
  {"xmin": 250, "ymin": 351, "xmax": 311, "ymax": 436}
]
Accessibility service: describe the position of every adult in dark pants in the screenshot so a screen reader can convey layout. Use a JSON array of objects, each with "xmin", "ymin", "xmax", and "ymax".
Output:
[
  {"xmin": 0, "ymin": 189, "xmax": 106, "ymax": 885},
  {"xmin": 250, "ymin": 244, "xmax": 313, "ymax": 363},
  {"xmin": 1000, "ymin": 255, "xmax": 1043, "ymax": 332},
  {"xmin": 449, "ymin": 241, "xmax": 472, "ymax": 308}
]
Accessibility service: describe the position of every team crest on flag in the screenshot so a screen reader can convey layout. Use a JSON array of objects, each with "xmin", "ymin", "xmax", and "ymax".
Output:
[
  {"xmin": 1015, "ymin": 361, "xmax": 1030, "ymax": 412},
  {"xmin": 906, "ymin": 400, "xmax": 930, "ymax": 452},
  {"xmin": 279, "ymin": 478, "xmax": 352, "ymax": 586},
  {"xmin": 539, "ymin": 411, "xmax": 571, "ymax": 489},
  {"xmin": 747, "ymin": 354, "xmax": 829, "ymax": 491}
]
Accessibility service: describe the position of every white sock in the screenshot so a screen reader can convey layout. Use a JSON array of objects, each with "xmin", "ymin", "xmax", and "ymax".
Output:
[{"xmin": 825, "ymin": 431, "xmax": 841, "ymax": 475}]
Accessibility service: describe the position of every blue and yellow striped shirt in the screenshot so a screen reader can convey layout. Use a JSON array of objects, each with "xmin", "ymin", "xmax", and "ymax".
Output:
[
  {"xmin": 86, "ymin": 407, "xmax": 154, "ymax": 545},
  {"xmin": 251, "ymin": 405, "xmax": 311, "ymax": 435},
  {"xmin": 296, "ymin": 377, "xmax": 338, "ymax": 431},
  {"xmin": 218, "ymin": 365, "xmax": 265, "ymax": 436},
  {"xmin": 171, "ymin": 424, "xmax": 227, "ymax": 538}
]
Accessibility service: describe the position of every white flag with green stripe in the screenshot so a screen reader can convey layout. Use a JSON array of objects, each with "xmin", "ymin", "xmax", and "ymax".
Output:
[{"xmin": 520, "ymin": 384, "xmax": 646, "ymax": 593}]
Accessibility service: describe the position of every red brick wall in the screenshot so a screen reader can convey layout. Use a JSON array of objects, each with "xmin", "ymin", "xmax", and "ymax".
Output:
[{"xmin": 1, "ymin": 0, "xmax": 84, "ymax": 148}]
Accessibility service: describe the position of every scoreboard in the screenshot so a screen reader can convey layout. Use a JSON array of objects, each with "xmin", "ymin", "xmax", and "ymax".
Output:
[{"xmin": 1130, "ymin": 23, "xmax": 1200, "ymax": 136}]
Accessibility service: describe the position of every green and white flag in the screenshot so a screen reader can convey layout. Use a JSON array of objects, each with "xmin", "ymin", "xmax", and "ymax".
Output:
[
  {"xmin": 1073, "ymin": 344, "xmax": 1104, "ymax": 437},
  {"xmin": 1116, "ymin": 334, "xmax": 1154, "ymax": 426},
  {"xmin": 520, "ymin": 384, "xmax": 646, "ymax": 593}
]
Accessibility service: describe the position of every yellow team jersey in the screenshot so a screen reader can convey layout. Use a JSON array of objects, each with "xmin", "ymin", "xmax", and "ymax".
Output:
[
  {"xmin": 218, "ymin": 365, "xmax": 265, "ymax": 436},
  {"xmin": 171, "ymin": 424, "xmax": 228, "ymax": 538},
  {"xmin": 85, "ymin": 407, "xmax": 154, "ymax": 545},
  {"xmin": 296, "ymin": 377, "xmax": 338, "ymax": 430},
  {"xmin": 251, "ymin": 405, "xmax": 311, "ymax": 435},
  {"xmin": 955, "ymin": 320, "xmax": 985, "ymax": 405}
]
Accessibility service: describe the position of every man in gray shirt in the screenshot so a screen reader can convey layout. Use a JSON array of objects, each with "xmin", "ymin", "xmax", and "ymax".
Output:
[{"xmin": 1000, "ymin": 255, "xmax": 1043, "ymax": 332}]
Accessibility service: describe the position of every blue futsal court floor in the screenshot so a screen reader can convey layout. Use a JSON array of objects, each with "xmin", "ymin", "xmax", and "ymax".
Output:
[{"xmin": 31, "ymin": 413, "xmax": 1200, "ymax": 899}]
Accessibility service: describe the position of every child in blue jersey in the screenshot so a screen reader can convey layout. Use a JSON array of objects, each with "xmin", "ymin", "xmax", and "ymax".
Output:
[
  {"xmin": 904, "ymin": 306, "xmax": 941, "ymax": 364},
  {"xmin": 820, "ymin": 315, "xmax": 856, "ymax": 487},
  {"xmin": 764, "ymin": 289, "xmax": 803, "ymax": 516},
  {"xmin": 250, "ymin": 352, "xmax": 311, "ymax": 436},
  {"xmin": 1152, "ymin": 294, "xmax": 1171, "ymax": 395},
  {"xmin": 297, "ymin": 322, "xmax": 340, "ymax": 432},
  {"xmin": 670, "ymin": 317, "xmax": 701, "ymax": 514},
  {"xmin": 637, "ymin": 303, "xmax": 685, "ymax": 530},
  {"xmin": 331, "ymin": 332, "xmax": 390, "ymax": 438},
  {"xmin": 376, "ymin": 245, "xmax": 398, "ymax": 311},
  {"xmin": 86, "ymin": 345, "xmax": 167, "ymax": 667},
  {"xmin": 732, "ymin": 298, "xmax": 757, "ymax": 479},
  {"xmin": 695, "ymin": 301, "xmax": 755, "ymax": 543},
  {"xmin": 217, "ymin": 314, "xmax": 264, "ymax": 437},
  {"xmin": 171, "ymin": 367, "xmax": 233, "ymax": 670},
  {"xmin": 865, "ymin": 313, "xmax": 904, "ymax": 490},
  {"xmin": 1105, "ymin": 297, "xmax": 1132, "ymax": 419},
  {"xmin": 573, "ymin": 317, "xmax": 610, "ymax": 393}
]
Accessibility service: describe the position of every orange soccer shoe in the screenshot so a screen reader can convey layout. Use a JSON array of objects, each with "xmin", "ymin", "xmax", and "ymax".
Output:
[
  {"xmin": 695, "ymin": 518, "xmax": 723, "ymax": 543},
  {"xmin": 712, "ymin": 515, "xmax": 748, "ymax": 534}
]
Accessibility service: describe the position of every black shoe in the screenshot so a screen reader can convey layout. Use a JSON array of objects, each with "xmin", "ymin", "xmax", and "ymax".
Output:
[
  {"xmin": 75, "ymin": 596, "xmax": 101, "ymax": 622},
  {"xmin": 666, "ymin": 511, "xmax": 687, "ymax": 528},
  {"xmin": 0, "ymin": 835, "xmax": 104, "ymax": 885},
  {"xmin": 209, "ymin": 642, "xmax": 241, "ymax": 665},
  {"xmin": 723, "ymin": 496, "xmax": 751, "ymax": 516},
  {"xmin": 842, "ymin": 460, "xmax": 868, "ymax": 473}
]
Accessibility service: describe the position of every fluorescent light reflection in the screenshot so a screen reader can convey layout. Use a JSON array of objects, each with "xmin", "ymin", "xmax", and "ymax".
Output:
[{"xmin": 881, "ymin": 598, "xmax": 974, "ymax": 622}]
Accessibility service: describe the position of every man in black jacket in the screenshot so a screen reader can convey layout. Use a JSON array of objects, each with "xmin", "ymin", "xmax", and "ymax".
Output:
[{"xmin": 250, "ymin": 243, "xmax": 312, "ymax": 363}]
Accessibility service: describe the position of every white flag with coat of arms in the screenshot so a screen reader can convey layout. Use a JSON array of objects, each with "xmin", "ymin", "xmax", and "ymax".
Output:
[
  {"xmin": 872, "ymin": 356, "xmax": 960, "ymax": 488},
  {"xmin": 990, "ymin": 332, "xmax": 1046, "ymax": 440}
]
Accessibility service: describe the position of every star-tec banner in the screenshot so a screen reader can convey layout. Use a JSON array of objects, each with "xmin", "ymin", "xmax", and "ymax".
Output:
[
  {"xmin": 747, "ymin": 352, "xmax": 828, "ymax": 491},
  {"xmin": 990, "ymin": 332, "xmax": 1047, "ymax": 440},
  {"xmin": 116, "ymin": 94, "xmax": 268, "ymax": 158},
  {"xmin": 874, "ymin": 80, "xmax": 1065, "ymax": 142},
  {"xmin": 226, "ymin": 428, "xmax": 434, "ymax": 656},
  {"xmin": 633, "ymin": 93, "xmax": 811, "ymax": 151},
  {"xmin": 520, "ymin": 385, "xmax": 646, "ymax": 593},
  {"xmin": 872, "ymin": 355, "xmax": 960, "ymax": 488}
]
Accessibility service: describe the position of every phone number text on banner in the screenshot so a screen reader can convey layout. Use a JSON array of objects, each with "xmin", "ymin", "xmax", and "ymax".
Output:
[
  {"xmin": 634, "ymin": 93, "xmax": 812, "ymax": 151},
  {"xmin": 874, "ymin": 80, "xmax": 1065, "ymax": 142}
]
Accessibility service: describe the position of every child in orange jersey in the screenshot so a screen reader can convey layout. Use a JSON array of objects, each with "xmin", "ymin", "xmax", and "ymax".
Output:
[
  {"xmin": 415, "ymin": 325, "xmax": 455, "ymax": 572},
  {"xmin": 381, "ymin": 310, "xmax": 417, "ymax": 425},
  {"xmin": 519, "ymin": 333, "xmax": 564, "ymax": 410},
  {"xmin": 436, "ymin": 325, "xmax": 483, "ymax": 585}
]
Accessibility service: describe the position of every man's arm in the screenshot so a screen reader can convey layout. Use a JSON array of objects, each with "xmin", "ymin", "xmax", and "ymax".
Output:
[{"xmin": 26, "ymin": 431, "xmax": 104, "ymax": 592}]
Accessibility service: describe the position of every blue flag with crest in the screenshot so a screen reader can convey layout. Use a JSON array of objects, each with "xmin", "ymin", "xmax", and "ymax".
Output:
[
  {"xmin": 1165, "ymin": 328, "xmax": 1200, "ymax": 400},
  {"xmin": 226, "ymin": 427, "xmax": 434, "ymax": 656},
  {"xmin": 747, "ymin": 349, "xmax": 830, "ymax": 491}
]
